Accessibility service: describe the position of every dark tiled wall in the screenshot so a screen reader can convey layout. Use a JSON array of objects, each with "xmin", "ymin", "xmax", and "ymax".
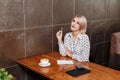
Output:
[{"xmin": 0, "ymin": 0, "xmax": 120, "ymax": 80}]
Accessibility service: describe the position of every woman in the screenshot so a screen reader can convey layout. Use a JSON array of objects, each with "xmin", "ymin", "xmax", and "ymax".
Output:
[{"xmin": 56, "ymin": 16, "xmax": 90, "ymax": 62}]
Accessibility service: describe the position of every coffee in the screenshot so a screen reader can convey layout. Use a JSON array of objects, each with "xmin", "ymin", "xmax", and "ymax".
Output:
[{"xmin": 40, "ymin": 58, "xmax": 49, "ymax": 64}]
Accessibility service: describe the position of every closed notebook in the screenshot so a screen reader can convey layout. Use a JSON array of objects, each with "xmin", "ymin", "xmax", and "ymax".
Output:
[{"xmin": 66, "ymin": 68, "xmax": 90, "ymax": 77}]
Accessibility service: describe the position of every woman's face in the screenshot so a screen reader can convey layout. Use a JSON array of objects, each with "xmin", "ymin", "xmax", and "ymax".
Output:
[{"xmin": 71, "ymin": 17, "xmax": 80, "ymax": 32}]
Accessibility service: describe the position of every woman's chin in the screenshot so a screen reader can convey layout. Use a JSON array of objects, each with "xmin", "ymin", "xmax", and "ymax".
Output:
[
  {"xmin": 71, "ymin": 27, "xmax": 75, "ymax": 31},
  {"xmin": 71, "ymin": 29, "xmax": 74, "ymax": 31}
]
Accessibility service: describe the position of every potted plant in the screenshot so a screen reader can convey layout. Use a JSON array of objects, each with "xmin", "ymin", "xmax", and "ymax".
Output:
[{"xmin": 0, "ymin": 68, "xmax": 13, "ymax": 80}]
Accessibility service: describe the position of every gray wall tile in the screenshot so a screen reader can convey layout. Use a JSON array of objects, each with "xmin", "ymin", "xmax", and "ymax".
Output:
[
  {"xmin": 75, "ymin": 0, "xmax": 92, "ymax": 21},
  {"xmin": 0, "ymin": 30, "xmax": 25, "ymax": 67},
  {"xmin": 107, "ymin": 0, "xmax": 120, "ymax": 19},
  {"xmin": 53, "ymin": 0, "xmax": 74, "ymax": 24},
  {"xmin": 90, "ymin": 21, "xmax": 105, "ymax": 45},
  {"xmin": 25, "ymin": 27, "xmax": 52, "ymax": 57},
  {"xmin": 105, "ymin": 20, "xmax": 118, "ymax": 41},
  {"xmin": 0, "ymin": 0, "xmax": 24, "ymax": 31},
  {"xmin": 25, "ymin": 0, "xmax": 52, "ymax": 28},
  {"xmin": 92, "ymin": 0, "xmax": 106, "ymax": 20}
]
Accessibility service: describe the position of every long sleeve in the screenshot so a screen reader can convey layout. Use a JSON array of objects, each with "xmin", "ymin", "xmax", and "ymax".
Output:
[
  {"xmin": 72, "ymin": 35, "xmax": 90, "ymax": 62},
  {"xmin": 58, "ymin": 33, "xmax": 70, "ymax": 56},
  {"xmin": 58, "ymin": 41, "xmax": 66, "ymax": 56}
]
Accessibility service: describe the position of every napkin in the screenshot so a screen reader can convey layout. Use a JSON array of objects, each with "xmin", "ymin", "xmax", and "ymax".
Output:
[{"xmin": 57, "ymin": 60, "xmax": 73, "ymax": 65}]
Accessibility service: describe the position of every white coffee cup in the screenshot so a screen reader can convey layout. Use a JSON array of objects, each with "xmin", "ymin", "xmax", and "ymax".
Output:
[{"xmin": 40, "ymin": 58, "xmax": 49, "ymax": 64}]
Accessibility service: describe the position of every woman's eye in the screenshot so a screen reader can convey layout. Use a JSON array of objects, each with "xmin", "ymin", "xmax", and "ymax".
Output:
[
  {"xmin": 72, "ymin": 20, "xmax": 75, "ymax": 22},
  {"xmin": 77, "ymin": 22, "xmax": 79, "ymax": 24}
]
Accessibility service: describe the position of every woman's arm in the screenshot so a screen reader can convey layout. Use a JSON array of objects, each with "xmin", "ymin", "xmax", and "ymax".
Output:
[
  {"xmin": 56, "ymin": 30, "xmax": 66, "ymax": 56},
  {"xmin": 57, "ymin": 33, "xmax": 71, "ymax": 56},
  {"xmin": 72, "ymin": 35, "xmax": 90, "ymax": 62},
  {"xmin": 58, "ymin": 41, "xmax": 66, "ymax": 56}
]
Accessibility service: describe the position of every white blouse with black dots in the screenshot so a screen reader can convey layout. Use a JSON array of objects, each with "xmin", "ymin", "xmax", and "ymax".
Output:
[{"xmin": 58, "ymin": 32, "xmax": 90, "ymax": 62}]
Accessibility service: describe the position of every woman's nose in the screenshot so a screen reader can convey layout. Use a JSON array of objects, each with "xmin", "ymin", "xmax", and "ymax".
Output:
[{"xmin": 72, "ymin": 22, "xmax": 76, "ymax": 25}]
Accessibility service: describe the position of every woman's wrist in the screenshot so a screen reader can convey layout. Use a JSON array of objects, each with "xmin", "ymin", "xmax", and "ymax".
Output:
[
  {"xmin": 58, "ymin": 39, "xmax": 62, "ymax": 43},
  {"xmin": 68, "ymin": 53, "xmax": 72, "ymax": 57},
  {"xmin": 66, "ymin": 51, "xmax": 72, "ymax": 57}
]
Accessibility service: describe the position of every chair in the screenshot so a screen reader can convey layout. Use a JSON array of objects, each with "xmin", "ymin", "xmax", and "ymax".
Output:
[{"xmin": 109, "ymin": 32, "xmax": 120, "ymax": 70}]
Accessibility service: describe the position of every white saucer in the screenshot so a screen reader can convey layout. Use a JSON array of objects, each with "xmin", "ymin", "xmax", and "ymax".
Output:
[{"xmin": 38, "ymin": 62, "xmax": 51, "ymax": 67}]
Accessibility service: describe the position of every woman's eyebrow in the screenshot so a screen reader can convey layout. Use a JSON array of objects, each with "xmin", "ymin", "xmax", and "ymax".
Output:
[{"xmin": 72, "ymin": 19, "xmax": 75, "ymax": 21}]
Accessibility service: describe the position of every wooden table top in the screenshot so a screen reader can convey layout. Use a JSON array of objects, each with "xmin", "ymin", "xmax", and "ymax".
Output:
[{"xmin": 17, "ymin": 52, "xmax": 120, "ymax": 80}]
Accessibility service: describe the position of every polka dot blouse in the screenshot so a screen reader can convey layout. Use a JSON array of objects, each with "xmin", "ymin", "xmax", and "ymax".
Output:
[{"xmin": 58, "ymin": 32, "xmax": 90, "ymax": 62}]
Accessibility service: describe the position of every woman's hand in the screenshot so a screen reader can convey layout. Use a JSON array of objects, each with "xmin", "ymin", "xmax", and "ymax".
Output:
[
  {"xmin": 65, "ymin": 47, "xmax": 72, "ymax": 57},
  {"xmin": 56, "ymin": 30, "xmax": 63, "ymax": 43}
]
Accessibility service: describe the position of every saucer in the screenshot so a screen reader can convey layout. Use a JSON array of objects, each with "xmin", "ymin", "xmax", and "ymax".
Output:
[{"xmin": 38, "ymin": 62, "xmax": 51, "ymax": 67}]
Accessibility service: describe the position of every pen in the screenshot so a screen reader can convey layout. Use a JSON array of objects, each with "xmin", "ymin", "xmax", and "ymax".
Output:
[{"xmin": 61, "ymin": 27, "xmax": 63, "ymax": 31}]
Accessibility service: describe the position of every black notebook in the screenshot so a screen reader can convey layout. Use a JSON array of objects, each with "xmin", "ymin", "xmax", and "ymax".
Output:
[{"xmin": 66, "ymin": 68, "xmax": 90, "ymax": 77}]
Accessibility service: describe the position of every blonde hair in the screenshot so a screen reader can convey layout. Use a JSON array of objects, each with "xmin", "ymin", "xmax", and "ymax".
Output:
[{"xmin": 74, "ymin": 15, "xmax": 87, "ymax": 34}]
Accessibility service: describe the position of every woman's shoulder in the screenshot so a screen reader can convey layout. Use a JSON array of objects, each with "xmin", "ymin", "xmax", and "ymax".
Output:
[
  {"xmin": 78, "ymin": 33, "xmax": 89, "ymax": 39},
  {"xmin": 79, "ymin": 33, "xmax": 88, "ymax": 36}
]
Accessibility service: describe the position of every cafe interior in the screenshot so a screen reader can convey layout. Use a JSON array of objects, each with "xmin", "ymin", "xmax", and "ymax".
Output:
[{"xmin": 0, "ymin": 0, "xmax": 120, "ymax": 80}]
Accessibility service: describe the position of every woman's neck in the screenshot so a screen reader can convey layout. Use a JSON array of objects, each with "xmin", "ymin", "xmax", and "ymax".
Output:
[
  {"xmin": 72, "ymin": 31, "xmax": 80, "ymax": 44},
  {"xmin": 72, "ymin": 31, "xmax": 80, "ymax": 38}
]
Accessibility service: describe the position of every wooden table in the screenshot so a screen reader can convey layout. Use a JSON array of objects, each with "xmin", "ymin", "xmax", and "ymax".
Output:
[{"xmin": 17, "ymin": 52, "xmax": 120, "ymax": 80}]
